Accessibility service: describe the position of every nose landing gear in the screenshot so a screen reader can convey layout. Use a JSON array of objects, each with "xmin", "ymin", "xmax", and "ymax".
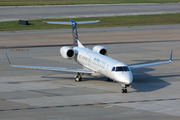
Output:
[
  {"xmin": 121, "ymin": 89, "xmax": 127, "ymax": 93},
  {"xmin": 121, "ymin": 84, "xmax": 131, "ymax": 93}
]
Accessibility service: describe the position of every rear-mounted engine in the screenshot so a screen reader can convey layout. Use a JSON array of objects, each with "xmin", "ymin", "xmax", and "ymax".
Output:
[
  {"xmin": 93, "ymin": 46, "xmax": 108, "ymax": 56},
  {"xmin": 60, "ymin": 46, "xmax": 75, "ymax": 59}
]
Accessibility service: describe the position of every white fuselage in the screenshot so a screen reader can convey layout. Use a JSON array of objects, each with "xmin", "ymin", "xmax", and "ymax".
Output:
[{"xmin": 73, "ymin": 47, "xmax": 133, "ymax": 84}]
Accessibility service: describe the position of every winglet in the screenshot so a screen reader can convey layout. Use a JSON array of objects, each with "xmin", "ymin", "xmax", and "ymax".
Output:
[
  {"xmin": 169, "ymin": 50, "xmax": 173, "ymax": 63},
  {"xmin": 5, "ymin": 53, "xmax": 11, "ymax": 64}
]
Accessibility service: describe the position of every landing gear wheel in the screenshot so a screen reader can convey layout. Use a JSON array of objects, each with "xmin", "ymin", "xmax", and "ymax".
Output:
[
  {"xmin": 124, "ymin": 89, "xmax": 127, "ymax": 93},
  {"xmin": 79, "ymin": 77, "xmax": 82, "ymax": 81},
  {"xmin": 121, "ymin": 89, "xmax": 127, "ymax": 93},
  {"xmin": 107, "ymin": 78, "xmax": 114, "ymax": 82},
  {"xmin": 75, "ymin": 77, "xmax": 79, "ymax": 82},
  {"xmin": 121, "ymin": 84, "xmax": 131, "ymax": 93},
  {"xmin": 75, "ymin": 73, "xmax": 82, "ymax": 82},
  {"xmin": 121, "ymin": 89, "xmax": 125, "ymax": 93}
]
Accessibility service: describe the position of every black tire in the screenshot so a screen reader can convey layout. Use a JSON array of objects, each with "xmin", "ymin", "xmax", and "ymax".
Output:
[
  {"xmin": 124, "ymin": 89, "xmax": 127, "ymax": 93},
  {"xmin": 121, "ymin": 89, "xmax": 125, "ymax": 93},
  {"xmin": 107, "ymin": 78, "xmax": 110, "ymax": 81},
  {"xmin": 79, "ymin": 77, "xmax": 82, "ymax": 81}
]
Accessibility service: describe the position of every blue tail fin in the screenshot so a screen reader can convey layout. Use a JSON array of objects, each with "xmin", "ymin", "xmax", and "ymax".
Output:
[
  {"xmin": 44, "ymin": 20, "xmax": 100, "ymax": 47},
  {"xmin": 70, "ymin": 20, "xmax": 78, "ymax": 47}
]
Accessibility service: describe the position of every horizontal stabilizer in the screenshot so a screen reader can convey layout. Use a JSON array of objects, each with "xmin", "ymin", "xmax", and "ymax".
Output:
[
  {"xmin": 43, "ymin": 20, "xmax": 100, "ymax": 25},
  {"xmin": 43, "ymin": 21, "xmax": 72, "ymax": 25},
  {"xmin": 76, "ymin": 20, "xmax": 100, "ymax": 25}
]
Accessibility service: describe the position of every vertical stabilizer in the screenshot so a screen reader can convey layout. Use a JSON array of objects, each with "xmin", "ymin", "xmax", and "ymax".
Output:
[
  {"xmin": 70, "ymin": 20, "xmax": 79, "ymax": 47},
  {"xmin": 44, "ymin": 20, "xmax": 100, "ymax": 48}
]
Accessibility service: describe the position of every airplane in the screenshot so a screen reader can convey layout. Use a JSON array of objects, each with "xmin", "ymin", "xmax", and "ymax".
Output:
[{"xmin": 6, "ymin": 19, "xmax": 173, "ymax": 93}]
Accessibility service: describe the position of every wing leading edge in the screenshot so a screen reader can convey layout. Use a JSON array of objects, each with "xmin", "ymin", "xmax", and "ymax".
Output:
[
  {"xmin": 11, "ymin": 65, "xmax": 93, "ymax": 74},
  {"xmin": 129, "ymin": 50, "xmax": 173, "ymax": 70}
]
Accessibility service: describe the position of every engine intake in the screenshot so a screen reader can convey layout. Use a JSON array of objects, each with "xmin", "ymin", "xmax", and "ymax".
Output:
[
  {"xmin": 93, "ymin": 46, "xmax": 108, "ymax": 56},
  {"xmin": 60, "ymin": 46, "xmax": 75, "ymax": 59}
]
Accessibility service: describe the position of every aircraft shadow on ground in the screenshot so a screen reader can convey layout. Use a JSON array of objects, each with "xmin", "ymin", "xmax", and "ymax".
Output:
[{"xmin": 129, "ymin": 59, "xmax": 180, "ymax": 93}]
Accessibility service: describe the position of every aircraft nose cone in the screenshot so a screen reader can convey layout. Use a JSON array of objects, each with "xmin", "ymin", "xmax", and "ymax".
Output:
[
  {"xmin": 115, "ymin": 72, "xmax": 133, "ymax": 84},
  {"xmin": 122, "ymin": 76, "xmax": 132, "ymax": 84}
]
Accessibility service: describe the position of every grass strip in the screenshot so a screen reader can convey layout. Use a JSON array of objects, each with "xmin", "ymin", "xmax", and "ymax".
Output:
[
  {"xmin": 0, "ymin": 13, "xmax": 180, "ymax": 31},
  {"xmin": 0, "ymin": 0, "xmax": 180, "ymax": 6}
]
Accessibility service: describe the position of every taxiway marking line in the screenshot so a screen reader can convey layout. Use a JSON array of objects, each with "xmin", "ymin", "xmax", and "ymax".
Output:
[{"xmin": 0, "ymin": 98, "xmax": 180, "ymax": 112}]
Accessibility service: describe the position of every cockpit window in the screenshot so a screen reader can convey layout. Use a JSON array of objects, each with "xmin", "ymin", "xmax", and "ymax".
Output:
[
  {"xmin": 115, "ymin": 66, "xmax": 130, "ymax": 72},
  {"xmin": 112, "ymin": 67, "xmax": 115, "ymax": 71}
]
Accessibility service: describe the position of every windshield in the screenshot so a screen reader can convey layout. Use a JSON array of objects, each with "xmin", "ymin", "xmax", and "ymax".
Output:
[{"xmin": 112, "ymin": 66, "xmax": 130, "ymax": 72}]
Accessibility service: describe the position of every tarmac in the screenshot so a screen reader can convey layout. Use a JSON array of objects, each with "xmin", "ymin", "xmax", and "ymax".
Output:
[
  {"xmin": 0, "ymin": 25, "xmax": 180, "ymax": 119},
  {"xmin": 1, "ymin": 24, "xmax": 180, "ymax": 48}
]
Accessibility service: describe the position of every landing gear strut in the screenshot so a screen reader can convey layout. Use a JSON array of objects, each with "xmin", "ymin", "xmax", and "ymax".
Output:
[
  {"xmin": 75, "ymin": 73, "xmax": 82, "ymax": 82},
  {"xmin": 121, "ymin": 84, "xmax": 131, "ymax": 93}
]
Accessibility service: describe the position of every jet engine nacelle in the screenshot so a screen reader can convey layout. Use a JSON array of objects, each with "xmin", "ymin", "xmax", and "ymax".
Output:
[
  {"xmin": 92, "ymin": 46, "xmax": 108, "ymax": 56},
  {"xmin": 60, "ymin": 46, "xmax": 75, "ymax": 59}
]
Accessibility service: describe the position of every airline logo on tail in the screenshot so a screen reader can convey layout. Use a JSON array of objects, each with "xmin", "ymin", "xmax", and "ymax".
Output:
[
  {"xmin": 73, "ymin": 27, "xmax": 78, "ymax": 47},
  {"xmin": 70, "ymin": 20, "xmax": 78, "ymax": 47}
]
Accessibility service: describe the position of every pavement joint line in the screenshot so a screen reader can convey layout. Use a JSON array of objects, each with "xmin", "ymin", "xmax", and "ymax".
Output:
[
  {"xmin": 0, "ymin": 98, "xmax": 180, "ymax": 112},
  {"xmin": 56, "ymin": 106, "xmax": 64, "ymax": 108},
  {"xmin": 1, "ymin": 40, "xmax": 180, "ymax": 49}
]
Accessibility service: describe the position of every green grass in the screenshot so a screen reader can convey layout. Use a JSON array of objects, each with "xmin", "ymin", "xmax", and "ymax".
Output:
[
  {"xmin": 1, "ymin": 13, "xmax": 180, "ymax": 31},
  {"xmin": 0, "ymin": 0, "xmax": 180, "ymax": 6}
]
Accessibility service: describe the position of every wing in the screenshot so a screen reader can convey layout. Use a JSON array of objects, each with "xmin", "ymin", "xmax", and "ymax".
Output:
[
  {"xmin": 5, "ymin": 54, "xmax": 93, "ymax": 74},
  {"xmin": 129, "ymin": 50, "xmax": 173, "ymax": 70},
  {"xmin": 11, "ymin": 65, "xmax": 93, "ymax": 74}
]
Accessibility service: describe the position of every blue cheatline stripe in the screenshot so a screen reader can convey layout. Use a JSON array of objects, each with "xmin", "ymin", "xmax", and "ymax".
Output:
[{"xmin": 0, "ymin": 98, "xmax": 180, "ymax": 112}]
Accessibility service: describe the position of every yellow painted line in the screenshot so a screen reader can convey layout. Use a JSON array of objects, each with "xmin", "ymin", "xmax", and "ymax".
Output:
[{"xmin": 11, "ymin": 49, "xmax": 29, "ymax": 51}]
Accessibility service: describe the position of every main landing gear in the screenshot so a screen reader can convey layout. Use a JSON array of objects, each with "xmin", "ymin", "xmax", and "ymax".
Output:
[
  {"xmin": 121, "ymin": 84, "xmax": 131, "ymax": 93},
  {"xmin": 75, "ymin": 73, "xmax": 82, "ymax": 82},
  {"xmin": 107, "ymin": 78, "xmax": 114, "ymax": 82}
]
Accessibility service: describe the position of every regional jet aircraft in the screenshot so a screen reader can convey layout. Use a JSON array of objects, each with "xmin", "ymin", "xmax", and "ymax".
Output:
[{"xmin": 6, "ymin": 20, "xmax": 173, "ymax": 93}]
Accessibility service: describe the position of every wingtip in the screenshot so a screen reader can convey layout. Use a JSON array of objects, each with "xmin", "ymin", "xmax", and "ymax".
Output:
[
  {"xmin": 170, "ymin": 50, "xmax": 173, "ymax": 61},
  {"xmin": 5, "ymin": 53, "xmax": 11, "ymax": 65}
]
